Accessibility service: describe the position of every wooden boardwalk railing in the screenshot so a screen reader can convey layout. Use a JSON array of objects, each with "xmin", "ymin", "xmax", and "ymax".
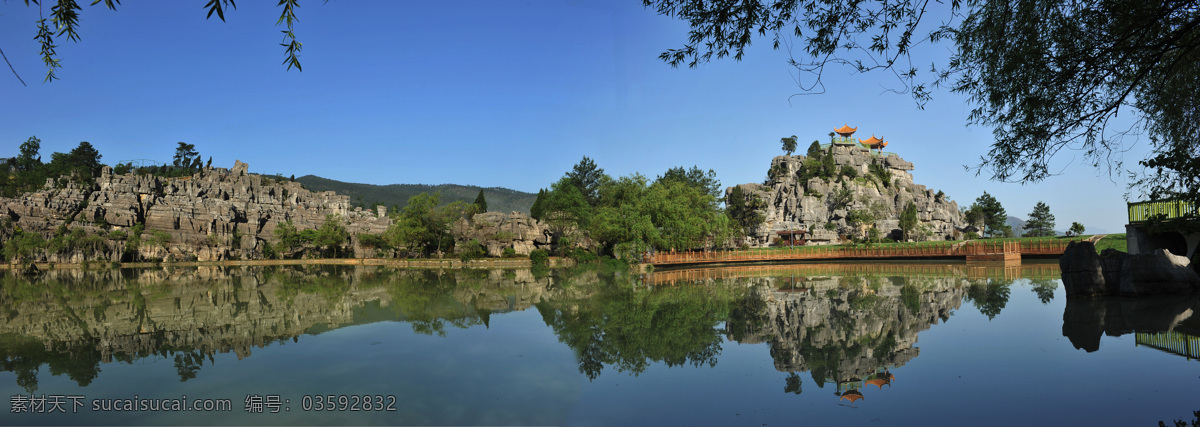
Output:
[
  {"xmin": 641, "ymin": 262, "xmax": 1063, "ymax": 286},
  {"xmin": 643, "ymin": 239, "xmax": 1078, "ymax": 266}
]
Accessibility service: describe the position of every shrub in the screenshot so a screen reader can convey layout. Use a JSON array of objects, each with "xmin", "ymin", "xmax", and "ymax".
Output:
[
  {"xmin": 840, "ymin": 164, "xmax": 858, "ymax": 179},
  {"xmin": 458, "ymin": 239, "xmax": 486, "ymax": 261},
  {"xmin": 529, "ymin": 249, "xmax": 550, "ymax": 267},
  {"xmin": 502, "ymin": 247, "xmax": 518, "ymax": 258}
]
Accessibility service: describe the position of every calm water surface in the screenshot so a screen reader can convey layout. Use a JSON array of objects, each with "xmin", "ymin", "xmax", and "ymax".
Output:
[{"xmin": 1, "ymin": 262, "xmax": 1197, "ymax": 425}]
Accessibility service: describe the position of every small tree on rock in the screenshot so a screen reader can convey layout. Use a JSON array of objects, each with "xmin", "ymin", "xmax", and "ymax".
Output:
[{"xmin": 781, "ymin": 135, "xmax": 798, "ymax": 156}]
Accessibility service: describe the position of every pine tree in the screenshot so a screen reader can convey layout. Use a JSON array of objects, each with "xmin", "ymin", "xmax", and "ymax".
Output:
[
  {"xmin": 781, "ymin": 135, "xmax": 798, "ymax": 155},
  {"xmin": 974, "ymin": 192, "xmax": 1008, "ymax": 237},
  {"xmin": 1023, "ymin": 201, "xmax": 1056, "ymax": 237},
  {"xmin": 530, "ymin": 189, "xmax": 547, "ymax": 220},
  {"xmin": 473, "ymin": 190, "xmax": 487, "ymax": 213}
]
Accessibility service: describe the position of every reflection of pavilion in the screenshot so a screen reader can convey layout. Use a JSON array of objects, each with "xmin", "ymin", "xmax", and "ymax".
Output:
[
  {"xmin": 725, "ymin": 274, "xmax": 965, "ymax": 398},
  {"xmin": 834, "ymin": 368, "xmax": 895, "ymax": 405}
]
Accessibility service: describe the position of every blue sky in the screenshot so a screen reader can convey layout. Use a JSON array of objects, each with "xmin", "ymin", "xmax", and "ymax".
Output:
[{"xmin": 1, "ymin": 1, "xmax": 1147, "ymax": 233}]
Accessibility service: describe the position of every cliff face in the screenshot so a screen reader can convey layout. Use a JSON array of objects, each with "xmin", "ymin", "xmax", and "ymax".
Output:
[
  {"xmin": 728, "ymin": 145, "xmax": 964, "ymax": 246},
  {"xmin": 0, "ymin": 162, "xmax": 551, "ymax": 262},
  {"xmin": 1, "ymin": 161, "xmax": 389, "ymax": 262}
]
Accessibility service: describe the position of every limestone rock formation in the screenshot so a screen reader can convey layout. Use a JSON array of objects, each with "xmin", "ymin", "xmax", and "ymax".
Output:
[
  {"xmin": 1059, "ymin": 241, "xmax": 1200, "ymax": 297},
  {"xmin": 727, "ymin": 145, "xmax": 964, "ymax": 247},
  {"xmin": 1, "ymin": 162, "xmax": 390, "ymax": 262},
  {"xmin": 451, "ymin": 211, "xmax": 553, "ymax": 256}
]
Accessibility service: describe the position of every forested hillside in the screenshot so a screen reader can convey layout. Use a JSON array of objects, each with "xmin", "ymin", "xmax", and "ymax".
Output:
[{"xmin": 295, "ymin": 175, "xmax": 537, "ymax": 213}]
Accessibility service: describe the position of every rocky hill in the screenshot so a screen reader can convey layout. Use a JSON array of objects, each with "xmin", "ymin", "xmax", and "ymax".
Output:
[
  {"xmin": 728, "ymin": 143, "xmax": 964, "ymax": 246},
  {"xmin": 0, "ymin": 161, "xmax": 551, "ymax": 263}
]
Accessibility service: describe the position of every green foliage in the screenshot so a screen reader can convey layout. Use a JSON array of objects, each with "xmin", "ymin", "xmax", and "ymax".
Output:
[
  {"xmin": 780, "ymin": 135, "xmax": 798, "ymax": 155},
  {"xmin": 965, "ymin": 279, "xmax": 1013, "ymax": 320},
  {"xmin": 3, "ymin": 231, "xmax": 47, "ymax": 262},
  {"xmin": 565, "ymin": 156, "xmax": 607, "ymax": 207},
  {"xmin": 501, "ymin": 247, "xmax": 518, "ymax": 258},
  {"xmin": 972, "ymin": 192, "xmax": 1008, "ymax": 237},
  {"xmin": 824, "ymin": 222, "xmax": 838, "ymax": 231},
  {"xmin": 261, "ymin": 241, "xmax": 278, "ymax": 260},
  {"xmin": 656, "ymin": 165, "xmax": 722, "ymax": 200},
  {"xmin": 828, "ymin": 186, "xmax": 853, "ymax": 210},
  {"xmin": 867, "ymin": 160, "xmax": 890, "ymax": 188},
  {"xmin": 647, "ymin": 0, "xmax": 1200, "ymax": 208},
  {"xmin": 1022, "ymin": 201, "xmax": 1056, "ymax": 237},
  {"xmin": 839, "ymin": 164, "xmax": 858, "ymax": 179},
  {"xmin": 529, "ymin": 249, "xmax": 550, "ymax": 267},
  {"xmin": 1067, "ymin": 222, "xmax": 1086, "ymax": 237},
  {"xmin": 806, "ymin": 140, "xmax": 823, "ymax": 157},
  {"xmin": 295, "ymin": 175, "xmax": 537, "ymax": 213},
  {"xmin": 530, "ymin": 189, "xmax": 548, "ymax": 221},
  {"xmin": 472, "ymin": 189, "xmax": 488, "ymax": 213},
  {"xmin": 172, "ymin": 142, "xmax": 201, "ymax": 171},
  {"xmin": 383, "ymin": 192, "xmax": 467, "ymax": 258},
  {"xmin": 899, "ymin": 202, "xmax": 918, "ymax": 241},
  {"xmin": 726, "ymin": 185, "xmax": 766, "ymax": 239},
  {"xmin": 458, "ymin": 239, "xmax": 486, "ymax": 261}
]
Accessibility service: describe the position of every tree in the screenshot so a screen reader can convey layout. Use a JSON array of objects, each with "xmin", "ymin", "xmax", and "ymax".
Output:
[
  {"xmin": 644, "ymin": 0, "xmax": 1200, "ymax": 208},
  {"xmin": 173, "ymin": 142, "xmax": 199, "ymax": 170},
  {"xmin": 726, "ymin": 185, "xmax": 765, "ymax": 239},
  {"xmin": 1023, "ymin": 202, "xmax": 1056, "ymax": 237},
  {"xmin": 15, "ymin": 136, "xmax": 42, "ymax": 173},
  {"xmin": 973, "ymin": 192, "xmax": 1008, "ymax": 238},
  {"xmin": 806, "ymin": 140, "xmax": 822, "ymax": 157},
  {"xmin": 1068, "ymin": 222, "xmax": 1086, "ymax": 237},
  {"xmin": 899, "ymin": 202, "xmax": 918, "ymax": 241},
  {"xmin": 473, "ymin": 190, "xmax": 488, "ymax": 213},
  {"xmin": 565, "ymin": 156, "xmax": 608, "ymax": 207},
  {"xmin": 384, "ymin": 192, "xmax": 466, "ymax": 257},
  {"xmin": 656, "ymin": 165, "xmax": 722, "ymax": 201},
  {"xmin": 8, "ymin": 0, "xmax": 309, "ymax": 85},
  {"xmin": 781, "ymin": 135, "xmax": 798, "ymax": 156},
  {"xmin": 530, "ymin": 189, "xmax": 548, "ymax": 221}
]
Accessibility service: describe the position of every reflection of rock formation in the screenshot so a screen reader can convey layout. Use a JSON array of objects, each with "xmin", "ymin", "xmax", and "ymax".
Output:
[
  {"xmin": 1062, "ymin": 293, "xmax": 1200, "ymax": 354},
  {"xmin": 0, "ymin": 266, "xmax": 564, "ymax": 390},
  {"xmin": 726, "ymin": 275, "xmax": 965, "ymax": 386}
]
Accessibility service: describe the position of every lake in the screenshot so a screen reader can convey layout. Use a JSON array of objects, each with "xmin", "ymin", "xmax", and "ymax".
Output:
[{"xmin": 1, "ymin": 262, "xmax": 1197, "ymax": 425}]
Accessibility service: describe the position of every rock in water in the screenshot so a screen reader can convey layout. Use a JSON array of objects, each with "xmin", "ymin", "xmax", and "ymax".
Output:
[{"xmin": 1060, "ymin": 240, "xmax": 1200, "ymax": 297}]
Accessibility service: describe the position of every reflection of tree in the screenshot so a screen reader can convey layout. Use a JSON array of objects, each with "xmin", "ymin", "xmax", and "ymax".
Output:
[
  {"xmin": 537, "ymin": 274, "xmax": 741, "ymax": 380},
  {"xmin": 1029, "ymin": 279, "xmax": 1057, "ymax": 304},
  {"xmin": 0, "ymin": 334, "xmax": 103, "ymax": 392},
  {"xmin": 384, "ymin": 270, "xmax": 485, "ymax": 336},
  {"xmin": 784, "ymin": 372, "xmax": 802, "ymax": 395},
  {"xmin": 966, "ymin": 279, "xmax": 1013, "ymax": 320}
]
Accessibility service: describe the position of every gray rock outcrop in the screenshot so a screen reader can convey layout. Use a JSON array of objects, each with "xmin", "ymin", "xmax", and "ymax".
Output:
[
  {"xmin": 1059, "ymin": 241, "xmax": 1200, "ymax": 297},
  {"xmin": 1, "ymin": 162, "xmax": 390, "ymax": 262},
  {"xmin": 727, "ymin": 145, "xmax": 964, "ymax": 247},
  {"xmin": 451, "ymin": 211, "xmax": 553, "ymax": 256}
]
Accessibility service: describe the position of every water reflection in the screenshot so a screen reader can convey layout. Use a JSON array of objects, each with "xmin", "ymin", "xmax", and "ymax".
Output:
[
  {"xmin": 0, "ymin": 261, "xmax": 1093, "ymax": 398},
  {"xmin": 1061, "ymin": 293, "xmax": 1200, "ymax": 357}
]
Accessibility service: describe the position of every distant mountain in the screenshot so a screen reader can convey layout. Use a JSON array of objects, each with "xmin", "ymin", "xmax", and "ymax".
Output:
[
  {"xmin": 1006, "ymin": 216, "xmax": 1027, "ymax": 235},
  {"xmin": 295, "ymin": 175, "xmax": 537, "ymax": 214}
]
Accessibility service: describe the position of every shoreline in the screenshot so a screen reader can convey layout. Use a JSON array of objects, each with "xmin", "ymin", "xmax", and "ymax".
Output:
[{"xmin": 0, "ymin": 257, "xmax": 577, "ymax": 270}]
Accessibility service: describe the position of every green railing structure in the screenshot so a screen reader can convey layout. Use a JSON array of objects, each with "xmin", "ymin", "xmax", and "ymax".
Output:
[
  {"xmin": 1128, "ymin": 199, "xmax": 1196, "ymax": 223},
  {"xmin": 1136, "ymin": 330, "xmax": 1200, "ymax": 360}
]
